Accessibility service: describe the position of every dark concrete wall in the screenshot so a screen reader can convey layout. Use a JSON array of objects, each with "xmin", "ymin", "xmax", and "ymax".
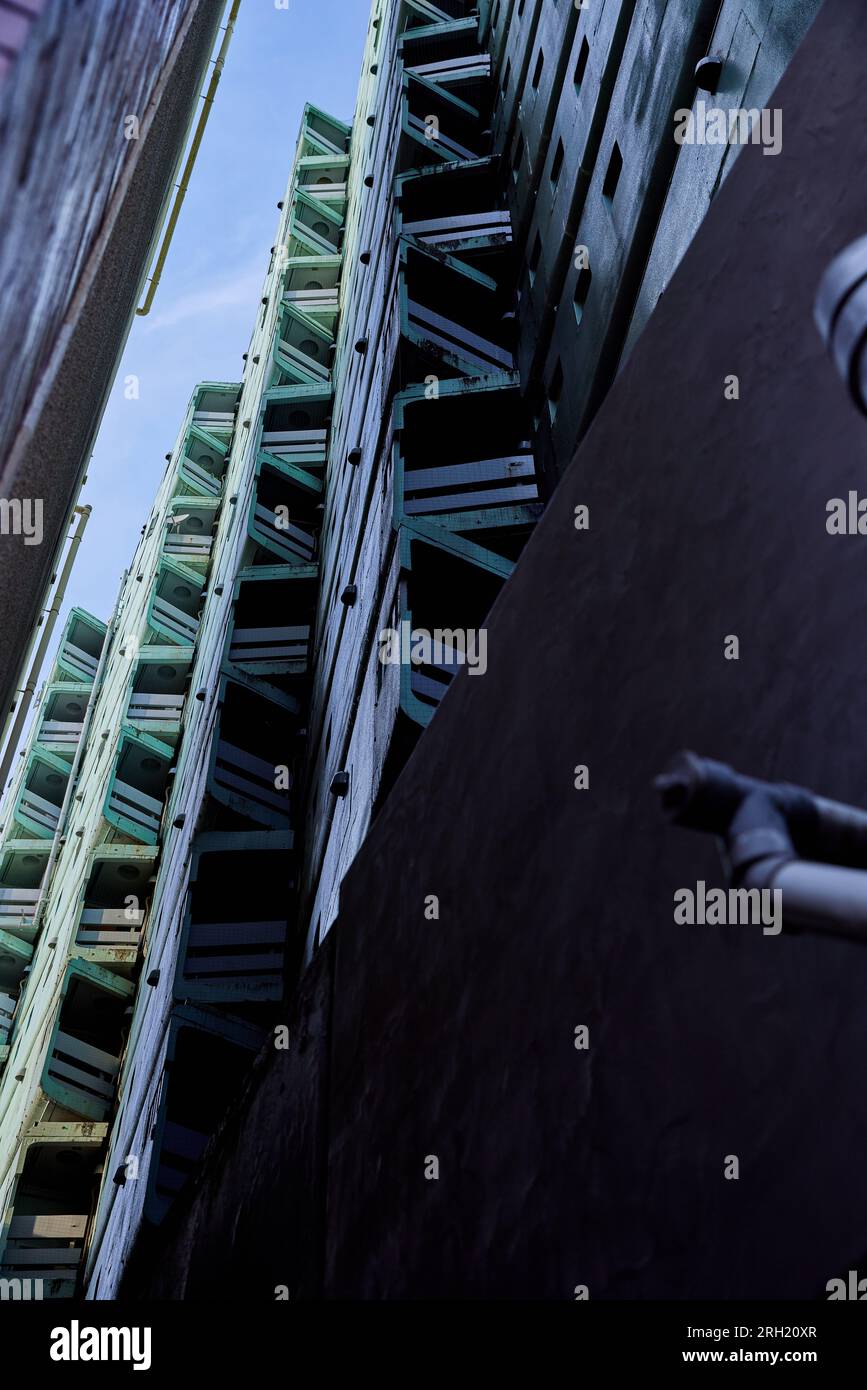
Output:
[
  {"xmin": 0, "ymin": 0, "xmax": 223, "ymax": 758},
  {"xmin": 119, "ymin": 0, "xmax": 867, "ymax": 1300}
]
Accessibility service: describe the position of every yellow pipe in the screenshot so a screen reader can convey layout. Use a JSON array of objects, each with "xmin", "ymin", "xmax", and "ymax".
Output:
[{"xmin": 136, "ymin": 0, "xmax": 242, "ymax": 317}]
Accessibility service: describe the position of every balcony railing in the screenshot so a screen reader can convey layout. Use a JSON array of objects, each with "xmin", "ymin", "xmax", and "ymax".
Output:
[
  {"xmin": 191, "ymin": 409, "xmax": 235, "ymax": 431},
  {"xmin": 37, "ymin": 719, "xmax": 84, "ymax": 750},
  {"xmin": 57, "ymin": 641, "xmax": 98, "ymax": 682},
  {"xmin": 177, "ymin": 456, "xmax": 222, "ymax": 497},
  {"xmin": 76, "ymin": 907, "xmax": 144, "ymax": 948},
  {"xmin": 403, "ymin": 210, "xmax": 512, "ymax": 250},
  {"xmin": 154, "ymin": 1120, "xmax": 208, "ymax": 1202},
  {"xmin": 404, "ymin": 109, "xmax": 480, "ymax": 163},
  {"xmin": 0, "ymin": 1214, "xmax": 87, "ymax": 1297},
  {"xmin": 274, "ymin": 334, "xmax": 331, "ymax": 385},
  {"xmin": 401, "ymin": 450, "xmax": 538, "ymax": 519},
  {"xmin": 0, "ymin": 887, "xmax": 40, "ymax": 939},
  {"xmin": 0, "ymin": 991, "xmax": 16, "ymax": 1044},
  {"xmin": 406, "ymin": 54, "xmax": 491, "ymax": 85},
  {"xmin": 304, "ymin": 180, "xmax": 347, "ymax": 203},
  {"xmin": 406, "ymin": 297, "xmax": 514, "ymax": 372},
  {"xmin": 228, "ymin": 624, "xmax": 310, "ymax": 670},
  {"xmin": 251, "ymin": 502, "xmax": 317, "ymax": 564},
  {"xmin": 283, "ymin": 287, "xmax": 339, "ymax": 314},
  {"xmin": 212, "ymin": 739, "xmax": 291, "ymax": 825},
  {"xmin": 16, "ymin": 789, "xmax": 61, "ymax": 838},
  {"xmin": 150, "ymin": 595, "xmax": 199, "ymax": 644},
  {"xmin": 106, "ymin": 778, "xmax": 163, "ymax": 842},
  {"xmin": 163, "ymin": 533, "xmax": 213, "ymax": 563},
  {"xmin": 260, "ymin": 428, "xmax": 327, "ymax": 472},
  {"xmin": 45, "ymin": 1029, "xmax": 120, "ymax": 1121},
  {"xmin": 180, "ymin": 919, "xmax": 285, "ymax": 987},
  {"xmin": 127, "ymin": 692, "xmax": 184, "ymax": 727}
]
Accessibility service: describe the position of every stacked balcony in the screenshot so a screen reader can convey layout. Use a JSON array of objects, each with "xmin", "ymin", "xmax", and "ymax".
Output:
[
  {"xmin": 175, "ymin": 422, "xmax": 230, "ymax": 500},
  {"xmin": 205, "ymin": 677, "xmax": 297, "ymax": 832},
  {"xmin": 145, "ymin": 1008, "xmax": 263, "ymax": 1223},
  {"xmin": 73, "ymin": 847, "xmax": 154, "ymax": 974},
  {"xmin": 163, "ymin": 497, "xmax": 218, "ymax": 568},
  {"xmin": 247, "ymin": 443, "xmax": 323, "ymax": 568},
  {"xmin": 12, "ymin": 748, "xmax": 70, "ymax": 840},
  {"xmin": 176, "ymin": 833, "xmax": 292, "ymax": 1004},
  {"xmin": 103, "ymin": 730, "xmax": 172, "ymax": 846},
  {"xmin": 0, "ymin": 1138, "xmax": 104, "ymax": 1299},
  {"xmin": 41, "ymin": 960, "xmax": 133, "ymax": 1122},
  {"xmin": 227, "ymin": 568, "xmax": 318, "ymax": 691},
  {"xmin": 147, "ymin": 561, "xmax": 202, "ymax": 646},
  {"xmin": 36, "ymin": 683, "xmax": 88, "ymax": 756},
  {"xmin": 126, "ymin": 651, "xmax": 191, "ymax": 744},
  {"xmin": 52, "ymin": 609, "xmax": 106, "ymax": 686}
]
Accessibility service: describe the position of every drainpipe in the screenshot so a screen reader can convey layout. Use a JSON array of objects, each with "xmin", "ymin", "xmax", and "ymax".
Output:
[
  {"xmin": 656, "ymin": 751, "xmax": 867, "ymax": 941},
  {"xmin": 0, "ymin": 569, "xmax": 127, "ymax": 1157},
  {"xmin": 0, "ymin": 505, "xmax": 91, "ymax": 796},
  {"xmin": 136, "ymin": 0, "xmax": 242, "ymax": 317}
]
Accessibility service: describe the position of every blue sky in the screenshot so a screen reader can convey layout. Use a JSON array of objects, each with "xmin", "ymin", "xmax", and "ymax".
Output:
[{"xmin": 63, "ymin": 0, "xmax": 369, "ymax": 628}]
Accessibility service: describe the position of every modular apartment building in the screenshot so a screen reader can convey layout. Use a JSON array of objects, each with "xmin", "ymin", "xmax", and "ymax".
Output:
[{"xmin": 0, "ymin": 0, "xmax": 818, "ymax": 1298}]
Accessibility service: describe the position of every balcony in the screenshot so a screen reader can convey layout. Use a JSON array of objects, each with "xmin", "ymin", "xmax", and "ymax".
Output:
[
  {"xmin": 163, "ymin": 499, "xmax": 218, "ymax": 567},
  {"xmin": 298, "ymin": 103, "xmax": 350, "ymax": 160},
  {"xmin": 400, "ymin": 239, "xmax": 516, "ymax": 378},
  {"xmin": 177, "ymin": 832, "xmax": 293, "ymax": 1003},
  {"xmin": 53, "ymin": 609, "xmax": 105, "ymax": 685},
  {"xmin": 73, "ymin": 847, "xmax": 154, "ymax": 972},
  {"xmin": 247, "ymin": 453, "xmax": 322, "ymax": 567},
  {"xmin": 0, "ymin": 988, "xmax": 16, "ymax": 1048},
  {"xmin": 399, "ymin": 0, "xmax": 476, "ymax": 33},
  {"xmin": 398, "ymin": 523, "xmax": 507, "ymax": 727},
  {"xmin": 399, "ymin": 71, "xmax": 487, "ymax": 173},
  {"xmin": 283, "ymin": 254, "xmax": 341, "ymax": 324},
  {"xmin": 227, "ymin": 569, "xmax": 317, "ymax": 689},
  {"xmin": 147, "ymin": 563, "xmax": 201, "ymax": 646},
  {"xmin": 104, "ymin": 730, "xmax": 172, "ymax": 845},
  {"xmin": 286, "ymin": 188, "xmax": 344, "ymax": 259},
  {"xmin": 36, "ymin": 683, "xmax": 88, "ymax": 756},
  {"xmin": 13, "ymin": 750, "xmax": 69, "ymax": 840},
  {"xmin": 393, "ymin": 380, "xmax": 542, "ymax": 552},
  {"xmin": 126, "ymin": 651, "xmax": 191, "ymax": 744},
  {"xmin": 0, "ymin": 885, "xmax": 40, "ymax": 942},
  {"xmin": 273, "ymin": 304, "xmax": 333, "ymax": 388},
  {"xmin": 398, "ymin": 159, "xmax": 512, "ymax": 259},
  {"xmin": 259, "ymin": 384, "xmax": 332, "ymax": 481},
  {"xmin": 207, "ymin": 679, "xmax": 295, "ymax": 829},
  {"xmin": 0, "ymin": 1139, "xmax": 104, "ymax": 1299},
  {"xmin": 42, "ymin": 960, "xmax": 133, "ymax": 1121},
  {"xmin": 0, "ymin": 927, "xmax": 32, "ymax": 1003},
  {"xmin": 174, "ymin": 422, "xmax": 229, "ymax": 499},
  {"xmin": 145, "ymin": 1007, "xmax": 264, "ymax": 1223},
  {"xmin": 190, "ymin": 384, "xmax": 239, "ymax": 435}
]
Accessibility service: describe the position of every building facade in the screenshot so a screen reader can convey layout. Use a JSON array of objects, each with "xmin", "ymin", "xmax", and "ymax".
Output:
[{"xmin": 0, "ymin": 0, "xmax": 820, "ymax": 1299}]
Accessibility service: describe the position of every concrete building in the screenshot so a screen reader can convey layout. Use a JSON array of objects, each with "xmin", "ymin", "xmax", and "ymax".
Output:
[
  {"xmin": 0, "ymin": 0, "xmax": 822, "ymax": 1299},
  {"xmin": 0, "ymin": 0, "xmax": 231, "ymax": 814}
]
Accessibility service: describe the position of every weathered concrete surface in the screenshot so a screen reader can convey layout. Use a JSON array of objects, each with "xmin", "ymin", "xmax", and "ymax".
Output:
[
  {"xmin": 0, "ymin": 0, "xmax": 222, "ymax": 753},
  {"xmin": 122, "ymin": 0, "xmax": 867, "ymax": 1300}
]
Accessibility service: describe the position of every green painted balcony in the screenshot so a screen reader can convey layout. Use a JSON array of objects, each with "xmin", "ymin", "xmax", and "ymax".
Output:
[
  {"xmin": 145, "ymin": 1007, "xmax": 263, "ymax": 1223},
  {"xmin": 176, "ymin": 831, "xmax": 293, "ymax": 1003},
  {"xmin": 0, "ymin": 1138, "xmax": 105, "ymax": 1299},
  {"xmin": 207, "ymin": 678, "xmax": 295, "ymax": 830},
  {"xmin": 247, "ymin": 451, "xmax": 323, "ymax": 567},
  {"xmin": 273, "ymin": 302, "xmax": 334, "ymax": 387},
  {"xmin": 228, "ymin": 567, "xmax": 318, "ymax": 681},
  {"xmin": 35, "ymin": 683, "xmax": 89, "ymax": 756},
  {"xmin": 74, "ymin": 846, "xmax": 154, "ymax": 973},
  {"xmin": 126, "ymin": 653, "xmax": 190, "ymax": 742},
  {"xmin": 298, "ymin": 104, "xmax": 350, "ymax": 161},
  {"xmin": 163, "ymin": 497, "xmax": 218, "ymax": 567},
  {"xmin": 286, "ymin": 186, "xmax": 344, "ymax": 259},
  {"xmin": 13, "ymin": 749, "xmax": 70, "ymax": 840},
  {"xmin": 397, "ymin": 159, "xmax": 512, "ymax": 256},
  {"xmin": 174, "ymin": 422, "xmax": 230, "ymax": 499},
  {"xmin": 283, "ymin": 254, "xmax": 341, "ymax": 324},
  {"xmin": 146, "ymin": 561, "xmax": 202, "ymax": 646},
  {"xmin": 104, "ymin": 729, "xmax": 172, "ymax": 845},
  {"xmin": 399, "ymin": 70, "xmax": 487, "ymax": 172},
  {"xmin": 51, "ymin": 609, "xmax": 106, "ymax": 685},
  {"xmin": 41, "ymin": 960, "xmax": 133, "ymax": 1122},
  {"xmin": 399, "ymin": 239, "xmax": 516, "ymax": 378}
]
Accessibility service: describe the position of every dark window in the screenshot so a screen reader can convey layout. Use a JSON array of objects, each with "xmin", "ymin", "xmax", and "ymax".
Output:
[
  {"xmin": 574, "ymin": 37, "xmax": 590, "ymax": 90},
  {"xmin": 548, "ymin": 361, "xmax": 564, "ymax": 421},
  {"xmin": 574, "ymin": 267, "xmax": 592, "ymax": 325},
  {"xmin": 529, "ymin": 231, "xmax": 542, "ymax": 285},
  {"xmin": 550, "ymin": 138, "xmax": 564, "ymax": 188},
  {"xmin": 602, "ymin": 142, "xmax": 623, "ymax": 202},
  {"xmin": 532, "ymin": 48, "xmax": 545, "ymax": 90}
]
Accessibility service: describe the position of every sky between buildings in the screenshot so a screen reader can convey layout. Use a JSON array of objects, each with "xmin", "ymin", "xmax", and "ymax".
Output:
[{"xmin": 60, "ymin": 0, "xmax": 369, "ymax": 631}]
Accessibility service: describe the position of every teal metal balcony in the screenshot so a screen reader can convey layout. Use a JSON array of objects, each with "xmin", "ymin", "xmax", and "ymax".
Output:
[
  {"xmin": 147, "ymin": 561, "xmax": 202, "ymax": 646},
  {"xmin": 397, "ymin": 160, "xmax": 512, "ymax": 256},
  {"xmin": 283, "ymin": 254, "xmax": 341, "ymax": 324},
  {"xmin": 145, "ymin": 1007, "xmax": 263, "ymax": 1223},
  {"xmin": 41, "ymin": 960, "xmax": 133, "ymax": 1121},
  {"xmin": 163, "ymin": 498, "xmax": 218, "ymax": 567},
  {"xmin": 206, "ymin": 677, "xmax": 295, "ymax": 829},
  {"xmin": 0, "ymin": 885, "xmax": 40, "ymax": 942},
  {"xmin": 36, "ymin": 683, "xmax": 89, "ymax": 756},
  {"xmin": 176, "ymin": 831, "xmax": 293, "ymax": 1003},
  {"xmin": 273, "ymin": 304, "xmax": 334, "ymax": 387},
  {"xmin": 13, "ymin": 749, "xmax": 69, "ymax": 840},
  {"xmin": 399, "ymin": 241, "xmax": 516, "ymax": 378},
  {"xmin": 104, "ymin": 729, "xmax": 172, "ymax": 845},
  {"xmin": 174, "ymin": 422, "xmax": 230, "ymax": 499},
  {"xmin": 126, "ymin": 648, "xmax": 192, "ymax": 742},
  {"xmin": 399, "ymin": 70, "xmax": 486, "ymax": 172},
  {"xmin": 0, "ymin": 1138, "xmax": 104, "ymax": 1299},
  {"xmin": 247, "ymin": 451, "xmax": 322, "ymax": 567},
  {"xmin": 0, "ymin": 988, "xmax": 17, "ymax": 1049},
  {"xmin": 74, "ymin": 845, "xmax": 154, "ymax": 971},
  {"xmin": 297, "ymin": 103, "xmax": 350, "ymax": 161},
  {"xmin": 227, "ymin": 567, "xmax": 318, "ymax": 683},
  {"xmin": 52, "ymin": 609, "xmax": 106, "ymax": 685}
]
